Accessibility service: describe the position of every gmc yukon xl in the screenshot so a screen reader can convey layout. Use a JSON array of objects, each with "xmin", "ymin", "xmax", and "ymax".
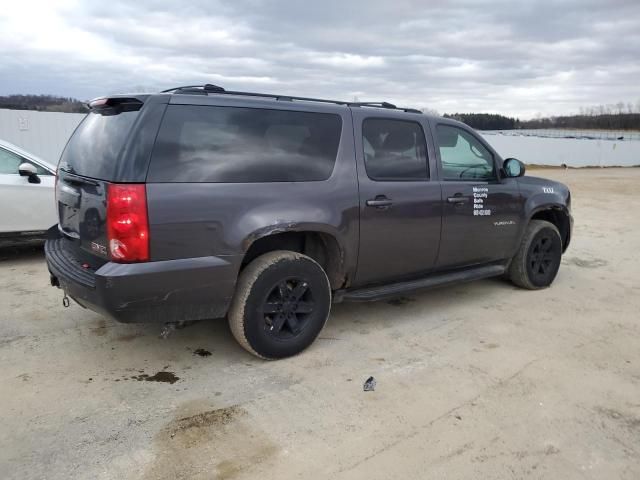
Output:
[{"xmin": 46, "ymin": 84, "xmax": 573, "ymax": 359}]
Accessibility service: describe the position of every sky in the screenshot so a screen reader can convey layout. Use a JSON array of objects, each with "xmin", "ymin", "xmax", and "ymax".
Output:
[{"xmin": 1, "ymin": 0, "xmax": 639, "ymax": 119}]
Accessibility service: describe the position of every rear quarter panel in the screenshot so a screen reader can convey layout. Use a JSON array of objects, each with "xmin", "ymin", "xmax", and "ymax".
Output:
[{"xmin": 145, "ymin": 104, "xmax": 359, "ymax": 282}]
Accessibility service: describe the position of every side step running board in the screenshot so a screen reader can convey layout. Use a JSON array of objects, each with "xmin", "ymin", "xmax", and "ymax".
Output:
[{"xmin": 334, "ymin": 264, "xmax": 506, "ymax": 303}]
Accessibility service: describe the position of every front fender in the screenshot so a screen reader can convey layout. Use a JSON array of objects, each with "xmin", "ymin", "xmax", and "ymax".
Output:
[
  {"xmin": 522, "ymin": 197, "xmax": 573, "ymax": 252},
  {"xmin": 525, "ymin": 197, "xmax": 570, "ymax": 220},
  {"xmin": 515, "ymin": 176, "xmax": 572, "ymax": 250}
]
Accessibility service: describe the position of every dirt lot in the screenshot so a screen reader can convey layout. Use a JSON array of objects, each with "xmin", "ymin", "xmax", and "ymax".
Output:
[{"xmin": 1, "ymin": 168, "xmax": 639, "ymax": 480}]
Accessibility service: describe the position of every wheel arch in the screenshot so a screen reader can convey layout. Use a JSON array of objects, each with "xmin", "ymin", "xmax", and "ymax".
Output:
[
  {"xmin": 528, "ymin": 205, "xmax": 571, "ymax": 252},
  {"xmin": 241, "ymin": 228, "xmax": 347, "ymax": 290}
]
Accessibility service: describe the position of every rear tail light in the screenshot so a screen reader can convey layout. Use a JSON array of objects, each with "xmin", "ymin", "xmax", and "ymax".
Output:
[{"xmin": 106, "ymin": 184, "xmax": 149, "ymax": 262}]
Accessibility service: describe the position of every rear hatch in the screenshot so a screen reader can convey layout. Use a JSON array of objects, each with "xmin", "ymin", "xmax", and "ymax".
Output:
[{"xmin": 55, "ymin": 96, "xmax": 150, "ymax": 269}]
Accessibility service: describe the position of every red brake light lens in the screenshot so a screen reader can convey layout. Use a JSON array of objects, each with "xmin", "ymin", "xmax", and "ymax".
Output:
[{"xmin": 106, "ymin": 184, "xmax": 149, "ymax": 262}]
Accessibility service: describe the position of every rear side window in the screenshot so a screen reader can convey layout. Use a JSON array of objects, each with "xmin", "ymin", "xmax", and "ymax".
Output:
[
  {"xmin": 60, "ymin": 110, "xmax": 139, "ymax": 179},
  {"xmin": 362, "ymin": 118, "xmax": 428, "ymax": 181},
  {"xmin": 148, "ymin": 105, "xmax": 342, "ymax": 183}
]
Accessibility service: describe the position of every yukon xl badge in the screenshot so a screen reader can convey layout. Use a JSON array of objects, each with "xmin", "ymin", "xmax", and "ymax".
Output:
[{"xmin": 91, "ymin": 242, "xmax": 107, "ymax": 255}]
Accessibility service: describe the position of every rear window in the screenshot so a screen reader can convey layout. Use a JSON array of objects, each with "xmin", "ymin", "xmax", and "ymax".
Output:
[
  {"xmin": 148, "ymin": 105, "xmax": 342, "ymax": 183},
  {"xmin": 59, "ymin": 110, "xmax": 139, "ymax": 179},
  {"xmin": 362, "ymin": 118, "xmax": 428, "ymax": 181}
]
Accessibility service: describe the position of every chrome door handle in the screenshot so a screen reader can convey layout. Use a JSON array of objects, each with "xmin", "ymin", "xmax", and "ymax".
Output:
[
  {"xmin": 447, "ymin": 196, "xmax": 467, "ymax": 204},
  {"xmin": 366, "ymin": 197, "xmax": 393, "ymax": 208}
]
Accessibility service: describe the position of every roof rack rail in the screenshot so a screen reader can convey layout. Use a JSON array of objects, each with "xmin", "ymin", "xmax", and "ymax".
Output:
[
  {"xmin": 350, "ymin": 102, "xmax": 423, "ymax": 114},
  {"xmin": 160, "ymin": 84, "xmax": 423, "ymax": 114},
  {"xmin": 350, "ymin": 101, "xmax": 397, "ymax": 109}
]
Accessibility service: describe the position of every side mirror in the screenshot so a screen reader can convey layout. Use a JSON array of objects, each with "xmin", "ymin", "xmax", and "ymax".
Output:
[
  {"xmin": 18, "ymin": 163, "xmax": 41, "ymax": 184},
  {"xmin": 503, "ymin": 158, "xmax": 525, "ymax": 178}
]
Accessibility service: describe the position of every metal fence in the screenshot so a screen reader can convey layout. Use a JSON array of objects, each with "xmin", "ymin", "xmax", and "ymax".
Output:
[
  {"xmin": 0, "ymin": 109, "xmax": 85, "ymax": 164},
  {"xmin": 482, "ymin": 129, "xmax": 640, "ymax": 141},
  {"xmin": 481, "ymin": 133, "xmax": 640, "ymax": 167}
]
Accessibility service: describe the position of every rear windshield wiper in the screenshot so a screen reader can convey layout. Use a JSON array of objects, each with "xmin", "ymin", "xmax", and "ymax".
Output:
[{"xmin": 59, "ymin": 170, "xmax": 100, "ymax": 186}]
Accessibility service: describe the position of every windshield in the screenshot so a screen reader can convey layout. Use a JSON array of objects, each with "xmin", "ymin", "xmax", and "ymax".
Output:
[{"xmin": 59, "ymin": 110, "xmax": 139, "ymax": 180}]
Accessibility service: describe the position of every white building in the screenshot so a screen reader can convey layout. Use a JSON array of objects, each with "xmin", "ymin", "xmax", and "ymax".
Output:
[{"xmin": 0, "ymin": 109, "xmax": 85, "ymax": 164}]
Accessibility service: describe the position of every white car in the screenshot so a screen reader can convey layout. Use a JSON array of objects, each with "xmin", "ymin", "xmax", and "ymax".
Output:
[{"xmin": 0, "ymin": 139, "xmax": 57, "ymax": 241}]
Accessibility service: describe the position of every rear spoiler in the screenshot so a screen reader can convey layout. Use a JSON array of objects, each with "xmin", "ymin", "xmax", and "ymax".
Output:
[{"xmin": 87, "ymin": 96, "xmax": 148, "ymax": 115}]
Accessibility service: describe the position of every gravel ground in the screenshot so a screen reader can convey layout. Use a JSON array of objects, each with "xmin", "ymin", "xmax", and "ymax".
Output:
[{"xmin": 1, "ymin": 168, "xmax": 639, "ymax": 480}]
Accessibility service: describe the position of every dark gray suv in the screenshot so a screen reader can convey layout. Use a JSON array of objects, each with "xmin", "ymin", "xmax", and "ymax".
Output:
[{"xmin": 46, "ymin": 84, "xmax": 573, "ymax": 359}]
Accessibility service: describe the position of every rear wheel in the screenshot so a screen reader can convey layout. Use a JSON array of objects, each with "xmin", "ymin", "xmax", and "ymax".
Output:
[
  {"xmin": 508, "ymin": 220, "xmax": 562, "ymax": 289},
  {"xmin": 228, "ymin": 251, "xmax": 331, "ymax": 359}
]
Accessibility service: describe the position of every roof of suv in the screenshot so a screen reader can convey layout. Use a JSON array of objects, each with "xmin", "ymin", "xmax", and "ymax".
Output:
[
  {"xmin": 162, "ymin": 84, "xmax": 425, "ymax": 113},
  {"xmin": 93, "ymin": 84, "xmax": 439, "ymax": 121}
]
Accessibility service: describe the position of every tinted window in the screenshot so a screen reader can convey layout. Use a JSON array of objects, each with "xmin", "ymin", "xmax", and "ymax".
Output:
[
  {"xmin": 362, "ymin": 118, "xmax": 428, "ymax": 180},
  {"xmin": 60, "ymin": 110, "xmax": 139, "ymax": 179},
  {"xmin": 437, "ymin": 125, "xmax": 495, "ymax": 180},
  {"xmin": 149, "ymin": 105, "xmax": 342, "ymax": 183},
  {"xmin": 0, "ymin": 147, "xmax": 50, "ymax": 175}
]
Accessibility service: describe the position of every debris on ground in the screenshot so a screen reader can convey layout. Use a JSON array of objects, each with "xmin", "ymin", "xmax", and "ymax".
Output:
[
  {"xmin": 131, "ymin": 371, "xmax": 180, "ymax": 384},
  {"xmin": 160, "ymin": 320, "xmax": 201, "ymax": 338},
  {"xmin": 363, "ymin": 376, "xmax": 376, "ymax": 391},
  {"xmin": 159, "ymin": 323, "xmax": 178, "ymax": 339}
]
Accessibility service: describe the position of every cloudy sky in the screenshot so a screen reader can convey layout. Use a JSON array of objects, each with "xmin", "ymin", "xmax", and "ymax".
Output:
[{"xmin": 1, "ymin": 0, "xmax": 639, "ymax": 118}]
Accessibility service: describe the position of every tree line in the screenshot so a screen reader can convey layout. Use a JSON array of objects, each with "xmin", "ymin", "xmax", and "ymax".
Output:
[
  {"xmin": 2, "ymin": 93, "xmax": 640, "ymax": 130},
  {"xmin": 444, "ymin": 113, "xmax": 519, "ymax": 130},
  {"xmin": 444, "ymin": 101, "xmax": 640, "ymax": 131},
  {"xmin": 520, "ymin": 113, "xmax": 640, "ymax": 130},
  {"xmin": 0, "ymin": 94, "xmax": 88, "ymax": 113}
]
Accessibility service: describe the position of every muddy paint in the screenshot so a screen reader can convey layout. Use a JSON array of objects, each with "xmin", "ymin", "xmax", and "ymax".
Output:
[
  {"xmin": 116, "ymin": 333, "xmax": 143, "ymax": 342},
  {"xmin": 131, "ymin": 371, "xmax": 179, "ymax": 384},
  {"xmin": 143, "ymin": 402, "xmax": 279, "ymax": 479},
  {"xmin": 193, "ymin": 348, "xmax": 212, "ymax": 357},
  {"xmin": 387, "ymin": 297, "xmax": 416, "ymax": 306},
  {"xmin": 90, "ymin": 319, "xmax": 107, "ymax": 336},
  {"xmin": 172, "ymin": 406, "xmax": 244, "ymax": 432}
]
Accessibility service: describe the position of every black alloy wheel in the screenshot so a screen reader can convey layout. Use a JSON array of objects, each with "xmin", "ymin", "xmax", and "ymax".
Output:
[
  {"xmin": 228, "ymin": 251, "xmax": 331, "ymax": 359},
  {"xmin": 261, "ymin": 278, "xmax": 315, "ymax": 339}
]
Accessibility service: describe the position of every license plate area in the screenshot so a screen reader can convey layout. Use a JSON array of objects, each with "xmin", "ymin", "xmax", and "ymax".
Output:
[{"xmin": 59, "ymin": 203, "xmax": 80, "ymax": 237}]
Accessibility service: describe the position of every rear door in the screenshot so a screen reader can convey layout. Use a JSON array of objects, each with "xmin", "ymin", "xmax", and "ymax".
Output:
[
  {"xmin": 431, "ymin": 121, "xmax": 522, "ymax": 269},
  {"xmin": 353, "ymin": 110, "xmax": 442, "ymax": 286},
  {"xmin": 55, "ymin": 97, "xmax": 154, "ymax": 265},
  {"xmin": 0, "ymin": 146, "xmax": 56, "ymax": 233}
]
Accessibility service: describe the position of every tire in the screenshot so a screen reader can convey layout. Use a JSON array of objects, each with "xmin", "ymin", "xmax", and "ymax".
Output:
[
  {"xmin": 508, "ymin": 220, "xmax": 563, "ymax": 290},
  {"xmin": 228, "ymin": 251, "xmax": 331, "ymax": 359}
]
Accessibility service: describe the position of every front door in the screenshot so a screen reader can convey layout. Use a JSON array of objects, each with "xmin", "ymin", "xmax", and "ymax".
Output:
[
  {"xmin": 0, "ymin": 147, "xmax": 56, "ymax": 233},
  {"xmin": 433, "ymin": 123, "xmax": 522, "ymax": 269},
  {"xmin": 353, "ymin": 112, "xmax": 442, "ymax": 286}
]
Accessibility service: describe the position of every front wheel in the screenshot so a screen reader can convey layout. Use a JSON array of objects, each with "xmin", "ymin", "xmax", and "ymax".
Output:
[
  {"xmin": 508, "ymin": 220, "xmax": 563, "ymax": 290},
  {"xmin": 228, "ymin": 251, "xmax": 331, "ymax": 359}
]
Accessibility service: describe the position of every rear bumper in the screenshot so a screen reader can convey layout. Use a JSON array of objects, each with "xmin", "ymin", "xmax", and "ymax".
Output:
[{"xmin": 45, "ymin": 231, "xmax": 240, "ymax": 323}]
